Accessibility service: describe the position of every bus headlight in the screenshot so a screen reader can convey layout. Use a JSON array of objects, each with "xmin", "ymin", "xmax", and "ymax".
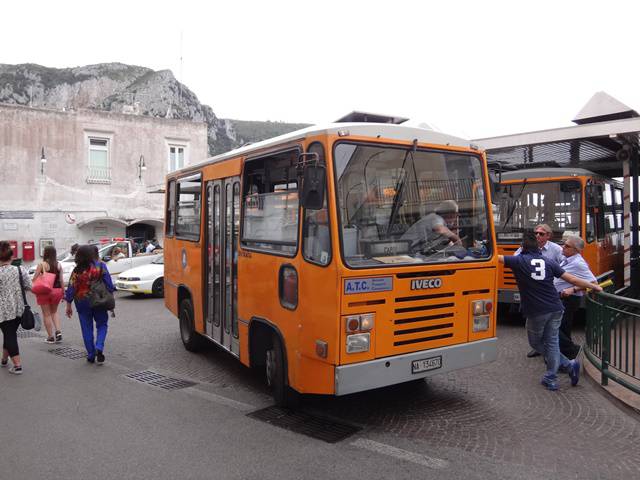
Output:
[
  {"xmin": 473, "ymin": 315, "xmax": 490, "ymax": 332},
  {"xmin": 346, "ymin": 333, "xmax": 370, "ymax": 353}
]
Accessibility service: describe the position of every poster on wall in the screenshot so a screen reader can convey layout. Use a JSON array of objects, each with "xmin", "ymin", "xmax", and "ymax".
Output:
[{"xmin": 39, "ymin": 238, "xmax": 55, "ymax": 256}]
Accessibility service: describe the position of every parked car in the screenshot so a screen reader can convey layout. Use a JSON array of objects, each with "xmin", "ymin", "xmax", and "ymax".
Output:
[
  {"xmin": 115, "ymin": 254, "xmax": 164, "ymax": 297},
  {"xmin": 30, "ymin": 241, "xmax": 162, "ymax": 285}
]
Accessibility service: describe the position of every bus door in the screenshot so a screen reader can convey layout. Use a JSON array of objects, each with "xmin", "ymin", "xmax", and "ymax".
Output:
[{"xmin": 204, "ymin": 177, "xmax": 241, "ymax": 355}]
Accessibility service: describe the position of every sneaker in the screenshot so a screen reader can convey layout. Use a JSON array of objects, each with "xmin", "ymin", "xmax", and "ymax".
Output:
[
  {"xmin": 527, "ymin": 349, "xmax": 541, "ymax": 358},
  {"xmin": 1, "ymin": 358, "xmax": 8, "ymax": 368},
  {"xmin": 541, "ymin": 377, "xmax": 559, "ymax": 391},
  {"xmin": 86, "ymin": 356, "xmax": 95, "ymax": 364},
  {"xmin": 8, "ymin": 366, "xmax": 22, "ymax": 375},
  {"xmin": 45, "ymin": 336, "xmax": 55, "ymax": 344},
  {"xmin": 55, "ymin": 331, "xmax": 62, "ymax": 343},
  {"xmin": 96, "ymin": 350, "xmax": 105, "ymax": 366},
  {"xmin": 569, "ymin": 359, "xmax": 581, "ymax": 386}
]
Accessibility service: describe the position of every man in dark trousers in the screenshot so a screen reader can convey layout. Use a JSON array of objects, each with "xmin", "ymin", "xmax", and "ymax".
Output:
[{"xmin": 499, "ymin": 232, "xmax": 602, "ymax": 391}]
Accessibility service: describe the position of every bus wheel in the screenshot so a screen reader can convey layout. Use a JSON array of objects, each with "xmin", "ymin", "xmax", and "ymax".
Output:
[
  {"xmin": 152, "ymin": 278, "xmax": 164, "ymax": 298},
  {"xmin": 179, "ymin": 298, "xmax": 202, "ymax": 352},
  {"xmin": 265, "ymin": 333, "xmax": 299, "ymax": 408}
]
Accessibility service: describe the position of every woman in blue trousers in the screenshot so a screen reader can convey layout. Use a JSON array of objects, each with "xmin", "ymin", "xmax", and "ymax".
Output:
[{"xmin": 64, "ymin": 245, "xmax": 115, "ymax": 365}]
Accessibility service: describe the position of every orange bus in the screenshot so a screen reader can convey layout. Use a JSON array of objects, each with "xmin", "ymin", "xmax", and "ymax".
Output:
[
  {"xmin": 495, "ymin": 167, "xmax": 623, "ymax": 305},
  {"xmin": 164, "ymin": 121, "xmax": 498, "ymax": 405}
]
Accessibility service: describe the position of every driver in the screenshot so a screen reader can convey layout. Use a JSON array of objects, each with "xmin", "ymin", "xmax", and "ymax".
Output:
[{"xmin": 401, "ymin": 199, "xmax": 461, "ymax": 250}]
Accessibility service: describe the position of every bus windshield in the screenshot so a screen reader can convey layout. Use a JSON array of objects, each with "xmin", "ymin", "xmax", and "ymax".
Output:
[
  {"xmin": 334, "ymin": 142, "xmax": 492, "ymax": 267},
  {"xmin": 495, "ymin": 180, "xmax": 581, "ymax": 243}
]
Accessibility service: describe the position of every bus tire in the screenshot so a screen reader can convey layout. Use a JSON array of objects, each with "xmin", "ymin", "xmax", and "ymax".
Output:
[
  {"xmin": 152, "ymin": 278, "xmax": 164, "ymax": 298},
  {"xmin": 265, "ymin": 333, "xmax": 299, "ymax": 408},
  {"xmin": 179, "ymin": 298, "xmax": 202, "ymax": 352}
]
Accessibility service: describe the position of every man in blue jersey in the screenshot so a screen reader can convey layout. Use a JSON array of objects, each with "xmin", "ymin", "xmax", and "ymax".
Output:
[{"xmin": 499, "ymin": 232, "xmax": 602, "ymax": 391}]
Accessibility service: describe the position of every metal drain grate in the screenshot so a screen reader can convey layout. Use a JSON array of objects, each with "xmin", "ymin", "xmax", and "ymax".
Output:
[
  {"xmin": 17, "ymin": 327, "xmax": 42, "ymax": 339},
  {"xmin": 49, "ymin": 347, "xmax": 88, "ymax": 359},
  {"xmin": 124, "ymin": 370, "xmax": 197, "ymax": 390},
  {"xmin": 247, "ymin": 406, "xmax": 361, "ymax": 443}
]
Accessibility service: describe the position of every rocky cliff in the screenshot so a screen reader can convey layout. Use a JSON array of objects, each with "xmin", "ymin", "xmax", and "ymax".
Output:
[{"xmin": 0, "ymin": 62, "xmax": 307, "ymax": 156}]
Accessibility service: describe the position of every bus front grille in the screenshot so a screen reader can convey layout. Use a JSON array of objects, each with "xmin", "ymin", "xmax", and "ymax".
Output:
[{"xmin": 391, "ymin": 293, "xmax": 456, "ymax": 348}]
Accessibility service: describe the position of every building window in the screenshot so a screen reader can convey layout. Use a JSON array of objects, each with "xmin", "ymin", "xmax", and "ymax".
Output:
[
  {"xmin": 87, "ymin": 137, "xmax": 111, "ymax": 183},
  {"xmin": 169, "ymin": 145, "xmax": 186, "ymax": 172}
]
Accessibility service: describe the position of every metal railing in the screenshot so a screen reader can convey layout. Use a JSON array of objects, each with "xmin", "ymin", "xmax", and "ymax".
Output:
[
  {"xmin": 87, "ymin": 166, "xmax": 112, "ymax": 184},
  {"xmin": 585, "ymin": 288, "xmax": 640, "ymax": 394}
]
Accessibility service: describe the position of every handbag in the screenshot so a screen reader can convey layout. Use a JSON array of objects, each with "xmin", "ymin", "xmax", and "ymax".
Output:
[
  {"xmin": 88, "ymin": 274, "xmax": 116, "ymax": 311},
  {"xmin": 17, "ymin": 266, "xmax": 39, "ymax": 331},
  {"xmin": 32, "ymin": 269, "xmax": 56, "ymax": 296}
]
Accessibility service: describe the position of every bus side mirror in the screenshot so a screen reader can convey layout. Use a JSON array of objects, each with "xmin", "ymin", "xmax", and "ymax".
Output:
[
  {"xmin": 488, "ymin": 170, "xmax": 503, "ymax": 204},
  {"xmin": 301, "ymin": 165, "xmax": 326, "ymax": 210},
  {"xmin": 585, "ymin": 184, "xmax": 602, "ymax": 209}
]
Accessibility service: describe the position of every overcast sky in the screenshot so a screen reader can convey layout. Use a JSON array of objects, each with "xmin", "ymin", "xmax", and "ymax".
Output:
[{"xmin": 2, "ymin": 0, "xmax": 639, "ymax": 139}]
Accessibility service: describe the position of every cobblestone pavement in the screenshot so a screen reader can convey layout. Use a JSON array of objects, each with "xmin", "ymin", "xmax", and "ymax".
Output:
[{"xmin": 50, "ymin": 293, "xmax": 640, "ymax": 479}]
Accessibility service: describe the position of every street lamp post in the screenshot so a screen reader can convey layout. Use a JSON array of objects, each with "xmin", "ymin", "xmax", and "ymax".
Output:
[
  {"xmin": 138, "ymin": 155, "xmax": 147, "ymax": 181},
  {"xmin": 40, "ymin": 147, "xmax": 47, "ymax": 175}
]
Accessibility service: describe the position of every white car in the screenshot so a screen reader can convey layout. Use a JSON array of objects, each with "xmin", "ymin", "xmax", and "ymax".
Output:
[{"xmin": 115, "ymin": 255, "xmax": 164, "ymax": 297}]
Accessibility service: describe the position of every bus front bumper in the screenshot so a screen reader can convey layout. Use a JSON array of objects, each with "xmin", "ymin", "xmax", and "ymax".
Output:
[
  {"xmin": 334, "ymin": 337, "xmax": 497, "ymax": 396},
  {"xmin": 498, "ymin": 288, "xmax": 520, "ymax": 304}
]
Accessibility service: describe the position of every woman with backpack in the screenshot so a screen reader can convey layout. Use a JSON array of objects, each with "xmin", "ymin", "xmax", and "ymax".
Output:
[
  {"xmin": 32, "ymin": 246, "xmax": 65, "ymax": 344},
  {"xmin": 64, "ymin": 245, "xmax": 115, "ymax": 365},
  {"xmin": 0, "ymin": 240, "xmax": 32, "ymax": 374}
]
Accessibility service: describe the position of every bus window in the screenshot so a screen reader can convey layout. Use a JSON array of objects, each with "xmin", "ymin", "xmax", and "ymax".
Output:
[
  {"xmin": 303, "ymin": 142, "xmax": 331, "ymax": 266},
  {"xmin": 242, "ymin": 150, "xmax": 300, "ymax": 255},
  {"xmin": 335, "ymin": 143, "xmax": 491, "ymax": 266},
  {"xmin": 166, "ymin": 180, "xmax": 176, "ymax": 237},
  {"xmin": 495, "ymin": 180, "xmax": 580, "ymax": 243},
  {"xmin": 176, "ymin": 174, "xmax": 202, "ymax": 241},
  {"xmin": 614, "ymin": 186, "xmax": 623, "ymax": 230},
  {"xmin": 603, "ymin": 184, "xmax": 615, "ymax": 234}
]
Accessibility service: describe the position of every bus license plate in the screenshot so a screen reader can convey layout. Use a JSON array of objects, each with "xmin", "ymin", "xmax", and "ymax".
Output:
[
  {"xmin": 411, "ymin": 356, "xmax": 442, "ymax": 374},
  {"xmin": 513, "ymin": 292, "xmax": 520, "ymax": 302}
]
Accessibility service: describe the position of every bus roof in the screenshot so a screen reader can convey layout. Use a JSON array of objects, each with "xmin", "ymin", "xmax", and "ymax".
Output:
[
  {"xmin": 169, "ymin": 122, "xmax": 473, "ymax": 177},
  {"xmin": 501, "ymin": 167, "xmax": 613, "ymax": 182}
]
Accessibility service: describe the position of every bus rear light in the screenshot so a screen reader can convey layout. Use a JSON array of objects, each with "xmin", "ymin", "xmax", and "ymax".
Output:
[
  {"xmin": 344, "ymin": 313, "xmax": 375, "ymax": 333},
  {"xmin": 473, "ymin": 315, "xmax": 490, "ymax": 332},
  {"xmin": 346, "ymin": 333, "xmax": 370, "ymax": 353},
  {"xmin": 484, "ymin": 301, "xmax": 493, "ymax": 313},
  {"xmin": 315, "ymin": 340, "xmax": 328, "ymax": 358}
]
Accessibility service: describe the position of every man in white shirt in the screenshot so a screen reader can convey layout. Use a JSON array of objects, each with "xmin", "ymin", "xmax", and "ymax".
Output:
[
  {"xmin": 515, "ymin": 224, "xmax": 564, "ymax": 358},
  {"xmin": 144, "ymin": 241, "xmax": 155, "ymax": 254},
  {"xmin": 554, "ymin": 235, "xmax": 597, "ymax": 359}
]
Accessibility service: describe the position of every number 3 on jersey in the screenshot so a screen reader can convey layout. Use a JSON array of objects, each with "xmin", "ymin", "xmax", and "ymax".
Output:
[{"xmin": 530, "ymin": 259, "xmax": 546, "ymax": 280}]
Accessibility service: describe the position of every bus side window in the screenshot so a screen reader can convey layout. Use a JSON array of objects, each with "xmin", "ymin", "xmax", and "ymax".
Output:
[{"xmin": 603, "ymin": 184, "xmax": 615, "ymax": 235}]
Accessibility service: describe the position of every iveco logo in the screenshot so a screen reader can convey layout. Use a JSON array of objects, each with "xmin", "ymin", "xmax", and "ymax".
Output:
[{"xmin": 410, "ymin": 278, "xmax": 442, "ymax": 290}]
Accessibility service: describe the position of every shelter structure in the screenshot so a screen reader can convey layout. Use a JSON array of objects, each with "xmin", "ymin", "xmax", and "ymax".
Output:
[{"xmin": 474, "ymin": 92, "xmax": 640, "ymax": 291}]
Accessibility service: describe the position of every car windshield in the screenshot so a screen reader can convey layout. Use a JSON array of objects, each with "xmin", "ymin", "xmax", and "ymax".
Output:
[
  {"xmin": 334, "ymin": 142, "xmax": 492, "ymax": 267},
  {"xmin": 495, "ymin": 180, "xmax": 581, "ymax": 243},
  {"xmin": 57, "ymin": 251, "xmax": 72, "ymax": 262},
  {"xmin": 152, "ymin": 255, "xmax": 164, "ymax": 264}
]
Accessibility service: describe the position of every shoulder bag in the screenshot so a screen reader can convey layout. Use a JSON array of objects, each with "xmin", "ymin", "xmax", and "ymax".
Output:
[
  {"xmin": 17, "ymin": 266, "xmax": 41, "ymax": 331},
  {"xmin": 88, "ymin": 267, "xmax": 116, "ymax": 311},
  {"xmin": 32, "ymin": 263, "xmax": 56, "ymax": 296}
]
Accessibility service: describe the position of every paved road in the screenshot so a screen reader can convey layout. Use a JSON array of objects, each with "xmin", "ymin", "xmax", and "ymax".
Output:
[{"xmin": 2, "ymin": 292, "xmax": 639, "ymax": 480}]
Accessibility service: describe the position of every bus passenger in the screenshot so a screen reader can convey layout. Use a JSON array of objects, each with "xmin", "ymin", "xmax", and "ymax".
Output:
[
  {"xmin": 499, "ymin": 231, "xmax": 602, "ymax": 391},
  {"xmin": 554, "ymin": 235, "xmax": 597, "ymax": 359},
  {"xmin": 401, "ymin": 199, "xmax": 461, "ymax": 251}
]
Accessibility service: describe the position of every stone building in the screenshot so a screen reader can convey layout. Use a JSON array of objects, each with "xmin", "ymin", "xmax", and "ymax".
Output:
[{"xmin": 0, "ymin": 103, "xmax": 207, "ymax": 265}]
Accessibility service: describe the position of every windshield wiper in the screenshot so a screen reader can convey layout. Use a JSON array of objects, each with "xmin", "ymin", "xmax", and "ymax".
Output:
[
  {"xmin": 501, "ymin": 179, "xmax": 527, "ymax": 230},
  {"xmin": 386, "ymin": 139, "xmax": 418, "ymax": 236}
]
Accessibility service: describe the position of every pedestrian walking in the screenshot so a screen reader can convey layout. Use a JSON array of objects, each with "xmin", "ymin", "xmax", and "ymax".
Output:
[
  {"xmin": 32, "ymin": 246, "xmax": 65, "ymax": 344},
  {"xmin": 499, "ymin": 231, "xmax": 602, "ymax": 391},
  {"xmin": 0, "ymin": 240, "xmax": 32, "ymax": 374},
  {"xmin": 554, "ymin": 235, "xmax": 597, "ymax": 359},
  {"xmin": 64, "ymin": 245, "xmax": 115, "ymax": 365}
]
